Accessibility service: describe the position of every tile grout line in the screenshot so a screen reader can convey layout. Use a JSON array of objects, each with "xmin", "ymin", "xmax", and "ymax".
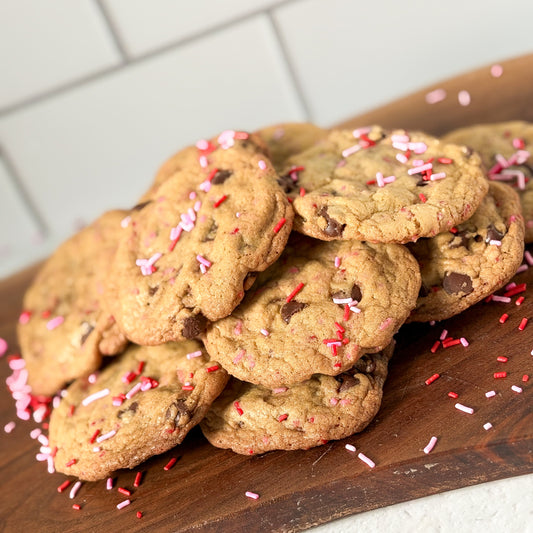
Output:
[
  {"xmin": 93, "ymin": 0, "xmax": 131, "ymax": 62},
  {"xmin": 266, "ymin": 10, "xmax": 313, "ymax": 122},
  {"xmin": 0, "ymin": 144, "xmax": 49, "ymax": 237},
  {"xmin": 0, "ymin": 0, "xmax": 302, "ymax": 119}
]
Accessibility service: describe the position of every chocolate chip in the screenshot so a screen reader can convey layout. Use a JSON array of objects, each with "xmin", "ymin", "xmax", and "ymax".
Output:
[
  {"xmin": 416, "ymin": 179, "xmax": 429, "ymax": 187},
  {"xmin": 317, "ymin": 206, "xmax": 345, "ymax": 237},
  {"xmin": 203, "ymin": 220, "xmax": 218, "ymax": 242},
  {"xmin": 277, "ymin": 174, "xmax": 298, "ymax": 193},
  {"xmin": 442, "ymin": 272, "xmax": 473, "ymax": 295},
  {"xmin": 117, "ymin": 401, "xmax": 139, "ymax": 419},
  {"xmin": 485, "ymin": 224, "xmax": 505, "ymax": 243},
  {"xmin": 448, "ymin": 229, "xmax": 470, "ymax": 249},
  {"xmin": 354, "ymin": 355, "xmax": 376, "ymax": 374},
  {"xmin": 182, "ymin": 313, "xmax": 208, "ymax": 338},
  {"xmin": 132, "ymin": 200, "xmax": 151, "ymax": 211},
  {"xmin": 336, "ymin": 374, "xmax": 360, "ymax": 393},
  {"xmin": 418, "ymin": 283, "xmax": 430, "ymax": 298},
  {"xmin": 148, "ymin": 285, "xmax": 159, "ymax": 297},
  {"xmin": 166, "ymin": 400, "xmax": 191, "ymax": 426},
  {"xmin": 351, "ymin": 284, "xmax": 362, "ymax": 302},
  {"xmin": 280, "ymin": 300, "xmax": 307, "ymax": 323},
  {"xmin": 211, "ymin": 169, "xmax": 232, "ymax": 185},
  {"xmin": 80, "ymin": 322, "xmax": 94, "ymax": 346}
]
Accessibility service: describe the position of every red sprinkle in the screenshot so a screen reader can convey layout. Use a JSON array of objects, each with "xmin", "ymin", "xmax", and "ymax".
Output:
[
  {"xmin": 57, "ymin": 480, "xmax": 71, "ymax": 493},
  {"xmin": 523, "ymin": 375, "xmax": 530, "ymax": 382},
  {"xmin": 448, "ymin": 391, "xmax": 459, "ymax": 399},
  {"xmin": 496, "ymin": 356, "xmax": 508, "ymax": 363},
  {"xmin": 299, "ymin": 187, "xmax": 306, "ymax": 197},
  {"xmin": 425, "ymin": 373, "xmax": 440, "ymax": 385},
  {"xmin": 230, "ymin": 227, "xmax": 239, "ymax": 234},
  {"xmin": 68, "ymin": 405, "xmax": 75, "ymax": 417},
  {"xmin": 516, "ymin": 296, "xmax": 525, "ymax": 306},
  {"xmin": 118, "ymin": 487, "xmax": 131, "ymax": 496},
  {"xmin": 206, "ymin": 365, "xmax": 219, "ymax": 373},
  {"xmin": 494, "ymin": 372, "xmax": 507, "ymax": 379},
  {"xmin": 273, "ymin": 218, "xmax": 287, "ymax": 234},
  {"xmin": 419, "ymin": 193, "xmax": 427, "ymax": 203},
  {"xmin": 134, "ymin": 471, "xmax": 143, "ymax": 488},
  {"xmin": 72, "ymin": 504, "xmax": 81, "ymax": 511},
  {"xmin": 136, "ymin": 511, "xmax": 143, "ymax": 519},
  {"xmin": 438, "ymin": 157, "xmax": 453, "ymax": 164},
  {"xmin": 136, "ymin": 361, "xmax": 145, "ymax": 375},
  {"xmin": 233, "ymin": 401, "xmax": 244, "ymax": 416},
  {"xmin": 430, "ymin": 341, "xmax": 440, "ymax": 353},
  {"xmin": 499, "ymin": 313, "xmax": 509, "ymax": 324},
  {"xmin": 163, "ymin": 457, "xmax": 178, "ymax": 471},
  {"xmin": 334, "ymin": 322, "xmax": 345, "ymax": 333},
  {"xmin": 207, "ymin": 167, "xmax": 219, "ymax": 181},
  {"xmin": 181, "ymin": 385, "xmax": 194, "ymax": 391},
  {"xmin": 65, "ymin": 459, "xmax": 77, "ymax": 467},
  {"xmin": 504, "ymin": 283, "xmax": 526, "ymax": 297},
  {"xmin": 343, "ymin": 304, "xmax": 350, "ymax": 321},
  {"xmin": 518, "ymin": 317, "xmax": 528, "ymax": 331},
  {"xmin": 89, "ymin": 429, "xmax": 100, "ymax": 444},
  {"xmin": 214, "ymin": 194, "xmax": 228, "ymax": 208},
  {"xmin": 277, "ymin": 414, "xmax": 289, "ymax": 422},
  {"xmin": 286, "ymin": 282, "xmax": 304, "ymax": 303},
  {"xmin": 442, "ymin": 338, "xmax": 461, "ymax": 348}
]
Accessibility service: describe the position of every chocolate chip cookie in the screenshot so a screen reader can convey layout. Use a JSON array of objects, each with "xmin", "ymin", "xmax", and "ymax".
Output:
[
  {"xmin": 408, "ymin": 182, "xmax": 524, "ymax": 322},
  {"xmin": 443, "ymin": 120, "xmax": 533, "ymax": 242},
  {"xmin": 200, "ymin": 343, "xmax": 393, "ymax": 455},
  {"xmin": 203, "ymin": 234, "xmax": 420, "ymax": 387},
  {"xmin": 280, "ymin": 126, "xmax": 489, "ymax": 243},
  {"xmin": 105, "ymin": 131, "xmax": 294, "ymax": 345},
  {"xmin": 49, "ymin": 340, "xmax": 228, "ymax": 481},
  {"xmin": 18, "ymin": 210, "xmax": 129, "ymax": 397}
]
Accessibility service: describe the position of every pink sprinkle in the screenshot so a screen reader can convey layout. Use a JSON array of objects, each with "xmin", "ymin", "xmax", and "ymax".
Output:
[
  {"xmin": 9, "ymin": 357, "xmax": 25, "ymax": 370},
  {"xmin": 273, "ymin": 387, "xmax": 288, "ymax": 394},
  {"xmin": 458, "ymin": 90, "xmax": 471, "ymax": 106},
  {"xmin": 233, "ymin": 349, "xmax": 246, "ymax": 365},
  {"xmin": 334, "ymin": 256, "xmax": 341, "ymax": 268},
  {"xmin": 19, "ymin": 310, "xmax": 32, "ymax": 324},
  {"xmin": 30, "ymin": 428, "xmax": 42, "ymax": 439},
  {"xmin": 491, "ymin": 295, "xmax": 510, "ymax": 303},
  {"xmin": 82, "ymin": 388, "xmax": 109, "ymax": 406},
  {"xmin": 391, "ymin": 134, "xmax": 410, "ymax": 143},
  {"xmin": 430, "ymin": 172, "xmax": 446, "ymax": 181},
  {"xmin": 484, "ymin": 422, "xmax": 493, "ymax": 430},
  {"xmin": 353, "ymin": 127, "xmax": 371, "ymax": 138},
  {"xmin": 455, "ymin": 403, "xmax": 474, "ymax": 414},
  {"xmin": 120, "ymin": 215, "xmax": 131, "ymax": 228},
  {"xmin": 357, "ymin": 452, "xmax": 375, "ymax": 468},
  {"xmin": 260, "ymin": 329, "xmax": 269, "ymax": 336},
  {"xmin": 117, "ymin": 499, "xmax": 131, "ymax": 510},
  {"xmin": 383, "ymin": 175, "xmax": 396, "ymax": 184},
  {"xmin": 408, "ymin": 163, "xmax": 432, "ymax": 175},
  {"xmin": 126, "ymin": 382, "xmax": 142, "ymax": 399},
  {"xmin": 425, "ymin": 88, "xmax": 447, "ymax": 104},
  {"xmin": 345, "ymin": 444, "xmax": 356, "ymax": 452},
  {"xmin": 96, "ymin": 429, "xmax": 116, "ymax": 443},
  {"xmin": 196, "ymin": 255, "xmax": 211, "ymax": 268},
  {"xmin": 524, "ymin": 251, "xmax": 533, "ymax": 266},
  {"xmin": 376, "ymin": 172, "xmax": 385, "ymax": 187},
  {"xmin": 186, "ymin": 350, "xmax": 203, "ymax": 359},
  {"xmin": 423, "ymin": 436, "xmax": 438, "ymax": 454},
  {"xmin": 440, "ymin": 329, "xmax": 448, "ymax": 341},
  {"xmin": 4, "ymin": 421, "xmax": 15, "ymax": 433},
  {"xmin": 106, "ymin": 477, "xmax": 114, "ymax": 490},
  {"xmin": 258, "ymin": 160, "xmax": 267, "ymax": 170},
  {"xmin": 199, "ymin": 155, "xmax": 208, "ymax": 168},
  {"xmin": 194, "ymin": 200, "xmax": 201, "ymax": 212},
  {"xmin": 342, "ymin": 144, "xmax": 362, "ymax": 158},
  {"xmin": 245, "ymin": 491, "xmax": 259, "ymax": 500},
  {"xmin": 396, "ymin": 153, "xmax": 409, "ymax": 164},
  {"xmin": 460, "ymin": 337, "xmax": 469, "ymax": 347},
  {"xmin": 409, "ymin": 142, "xmax": 428, "ymax": 154},
  {"xmin": 46, "ymin": 316, "xmax": 64, "ymax": 331},
  {"xmin": 196, "ymin": 139, "xmax": 209, "ymax": 150},
  {"xmin": 490, "ymin": 64, "xmax": 503, "ymax": 78},
  {"xmin": 511, "ymin": 385, "xmax": 523, "ymax": 394},
  {"xmin": 485, "ymin": 390, "xmax": 496, "ymax": 398},
  {"xmin": 69, "ymin": 481, "xmax": 82, "ymax": 500},
  {"xmin": 0, "ymin": 337, "xmax": 7, "ymax": 357}
]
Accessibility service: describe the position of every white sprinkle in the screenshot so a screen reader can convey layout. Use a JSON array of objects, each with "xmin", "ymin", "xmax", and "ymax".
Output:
[
  {"xmin": 106, "ymin": 477, "xmax": 114, "ymax": 490},
  {"xmin": 357, "ymin": 452, "xmax": 375, "ymax": 468},
  {"xmin": 376, "ymin": 171, "xmax": 385, "ymax": 187},
  {"xmin": 409, "ymin": 142, "xmax": 428, "ymax": 154},
  {"xmin": 511, "ymin": 385, "xmax": 523, "ymax": 394},
  {"xmin": 485, "ymin": 390, "xmax": 496, "ymax": 398},
  {"xmin": 396, "ymin": 153, "xmax": 409, "ymax": 164},
  {"xmin": 30, "ymin": 428, "xmax": 42, "ymax": 439},
  {"xmin": 425, "ymin": 88, "xmax": 447, "ymax": 104},
  {"xmin": 126, "ymin": 383, "xmax": 142, "ymax": 399},
  {"xmin": 37, "ymin": 434, "xmax": 49, "ymax": 446},
  {"xmin": 484, "ymin": 422, "xmax": 493, "ymax": 430},
  {"xmin": 97, "ymin": 429, "xmax": 117, "ymax": 443},
  {"xmin": 352, "ymin": 127, "xmax": 371, "ymax": 138},
  {"xmin": 120, "ymin": 215, "xmax": 131, "ymax": 228},
  {"xmin": 186, "ymin": 350, "xmax": 203, "ymax": 360},
  {"xmin": 430, "ymin": 172, "xmax": 446, "ymax": 181},
  {"xmin": 33, "ymin": 405, "xmax": 47, "ymax": 424},
  {"xmin": 458, "ymin": 90, "xmax": 471, "ymax": 106},
  {"xmin": 82, "ymin": 388, "xmax": 110, "ymax": 406},
  {"xmin": 408, "ymin": 163, "xmax": 432, "ymax": 175},
  {"xmin": 260, "ymin": 329, "xmax": 270, "ymax": 336},
  {"xmin": 349, "ymin": 306, "xmax": 361, "ymax": 313},
  {"xmin": 92, "ymin": 446, "xmax": 101, "ymax": 452},
  {"xmin": 4, "ymin": 421, "xmax": 15, "ymax": 433},
  {"xmin": 423, "ymin": 436, "xmax": 438, "ymax": 454},
  {"xmin": 272, "ymin": 387, "xmax": 288, "ymax": 394},
  {"xmin": 455, "ymin": 403, "xmax": 474, "ymax": 414},
  {"xmin": 245, "ymin": 491, "xmax": 260, "ymax": 500},
  {"xmin": 383, "ymin": 175, "xmax": 396, "ymax": 184},
  {"xmin": 258, "ymin": 160, "xmax": 267, "ymax": 170},
  {"xmin": 87, "ymin": 373, "xmax": 98, "ymax": 384},
  {"xmin": 490, "ymin": 64, "xmax": 503, "ymax": 78},
  {"xmin": 491, "ymin": 295, "xmax": 510, "ymax": 303},
  {"xmin": 333, "ymin": 297, "xmax": 353, "ymax": 305},
  {"xmin": 345, "ymin": 444, "xmax": 356, "ymax": 453},
  {"xmin": 440, "ymin": 329, "xmax": 448, "ymax": 341},
  {"xmin": 69, "ymin": 481, "xmax": 82, "ymax": 499},
  {"xmin": 117, "ymin": 499, "xmax": 131, "ymax": 510},
  {"xmin": 391, "ymin": 134, "xmax": 410, "ymax": 143},
  {"xmin": 460, "ymin": 337, "xmax": 469, "ymax": 347},
  {"xmin": 334, "ymin": 256, "xmax": 341, "ymax": 268},
  {"xmin": 489, "ymin": 239, "xmax": 502, "ymax": 246},
  {"xmin": 199, "ymin": 155, "xmax": 208, "ymax": 168},
  {"xmin": 342, "ymin": 144, "xmax": 362, "ymax": 158}
]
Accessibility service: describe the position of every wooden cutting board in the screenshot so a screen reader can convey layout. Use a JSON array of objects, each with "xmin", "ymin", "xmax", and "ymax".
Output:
[{"xmin": 1, "ymin": 54, "xmax": 532, "ymax": 533}]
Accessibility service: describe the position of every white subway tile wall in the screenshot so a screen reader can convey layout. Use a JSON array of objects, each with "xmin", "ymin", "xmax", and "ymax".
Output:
[{"xmin": 0, "ymin": 0, "xmax": 532, "ymax": 280}]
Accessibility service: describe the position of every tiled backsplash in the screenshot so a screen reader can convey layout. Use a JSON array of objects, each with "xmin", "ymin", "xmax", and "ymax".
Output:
[{"xmin": 1, "ymin": 0, "xmax": 532, "ymax": 278}]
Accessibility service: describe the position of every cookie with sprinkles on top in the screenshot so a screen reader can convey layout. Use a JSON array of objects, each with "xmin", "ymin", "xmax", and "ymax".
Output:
[
  {"xmin": 203, "ymin": 234, "xmax": 420, "ymax": 388},
  {"xmin": 105, "ymin": 130, "xmax": 294, "ymax": 345},
  {"xmin": 407, "ymin": 182, "xmax": 524, "ymax": 323},
  {"xmin": 200, "ymin": 343, "xmax": 393, "ymax": 455},
  {"xmin": 280, "ymin": 126, "xmax": 489, "ymax": 243},
  {"xmin": 18, "ymin": 210, "xmax": 129, "ymax": 397},
  {"xmin": 443, "ymin": 120, "xmax": 533, "ymax": 243},
  {"xmin": 254, "ymin": 122, "xmax": 329, "ymax": 173},
  {"xmin": 49, "ymin": 340, "xmax": 228, "ymax": 481}
]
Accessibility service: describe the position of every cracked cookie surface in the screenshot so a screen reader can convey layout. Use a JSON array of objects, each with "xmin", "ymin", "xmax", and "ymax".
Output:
[
  {"xmin": 49, "ymin": 340, "xmax": 228, "ymax": 481},
  {"xmin": 408, "ymin": 182, "xmax": 524, "ymax": 322},
  {"xmin": 281, "ymin": 126, "xmax": 488, "ymax": 243},
  {"xmin": 105, "ymin": 132, "xmax": 294, "ymax": 345},
  {"xmin": 443, "ymin": 120, "xmax": 533, "ymax": 242},
  {"xmin": 204, "ymin": 234, "xmax": 419, "ymax": 388},
  {"xmin": 18, "ymin": 210, "xmax": 129, "ymax": 397},
  {"xmin": 200, "ymin": 344, "xmax": 393, "ymax": 455}
]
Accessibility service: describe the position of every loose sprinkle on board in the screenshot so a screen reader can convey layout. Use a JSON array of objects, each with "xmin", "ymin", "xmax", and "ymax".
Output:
[
  {"xmin": 245, "ymin": 491, "xmax": 260, "ymax": 500},
  {"xmin": 423, "ymin": 436, "xmax": 438, "ymax": 454}
]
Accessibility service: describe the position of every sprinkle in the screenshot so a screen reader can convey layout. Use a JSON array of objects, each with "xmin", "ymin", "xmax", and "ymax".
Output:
[
  {"xmin": 133, "ymin": 471, "xmax": 143, "ymax": 487},
  {"xmin": 448, "ymin": 391, "xmax": 459, "ymax": 399},
  {"xmin": 408, "ymin": 163, "xmax": 432, "ymax": 175},
  {"xmin": 57, "ymin": 480, "xmax": 71, "ymax": 493},
  {"xmin": 258, "ymin": 160, "xmax": 267, "ymax": 170},
  {"xmin": 518, "ymin": 318, "xmax": 528, "ymax": 331},
  {"xmin": 418, "ymin": 193, "xmax": 427, "ymax": 203},
  {"xmin": 117, "ymin": 499, "xmax": 131, "ymax": 510},
  {"xmin": 523, "ymin": 375, "xmax": 530, "ymax": 382},
  {"xmin": 69, "ymin": 481, "xmax": 82, "ymax": 499},
  {"xmin": 286, "ymin": 282, "xmax": 304, "ymax": 303},
  {"xmin": 260, "ymin": 329, "xmax": 269, "ymax": 336},
  {"xmin": 490, "ymin": 64, "xmax": 503, "ymax": 78},
  {"xmin": 118, "ymin": 487, "xmax": 131, "ymax": 496},
  {"xmin": 442, "ymin": 338, "xmax": 461, "ymax": 348},
  {"xmin": 438, "ymin": 157, "xmax": 453, "ymax": 164},
  {"xmin": 126, "ymin": 382, "xmax": 142, "ymax": 399},
  {"xmin": 430, "ymin": 172, "xmax": 446, "ymax": 181},
  {"xmin": 245, "ymin": 491, "xmax": 259, "ymax": 500},
  {"xmin": 72, "ymin": 504, "xmax": 81, "ymax": 511},
  {"xmin": 277, "ymin": 414, "xmax": 288, "ymax": 422},
  {"xmin": 460, "ymin": 337, "xmax": 469, "ymax": 347},
  {"xmin": 485, "ymin": 390, "xmax": 496, "ymax": 398},
  {"xmin": 196, "ymin": 255, "xmax": 211, "ymax": 268},
  {"xmin": 0, "ymin": 337, "xmax": 7, "ymax": 357},
  {"xmin": 206, "ymin": 365, "xmax": 220, "ymax": 373},
  {"xmin": 106, "ymin": 477, "xmax": 114, "ymax": 490},
  {"xmin": 357, "ymin": 452, "xmax": 375, "ymax": 468},
  {"xmin": 516, "ymin": 297, "xmax": 525, "ymax": 306},
  {"xmin": 19, "ymin": 310, "xmax": 32, "ymax": 324},
  {"xmin": 489, "ymin": 239, "xmax": 502, "ymax": 246},
  {"xmin": 458, "ymin": 90, "xmax": 471, "ymax": 106},
  {"xmin": 496, "ymin": 356, "xmax": 508, "ymax": 363},
  {"xmin": 423, "ymin": 436, "xmax": 438, "ymax": 454},
  {"xmin": 494, "ymin": 372, "xmax": 507, "ymax": 379},
  {"xmin": 120, "ymin": 215, "xmax": 131, "ymax": 228},
  {"xmin": 425, "ymin": 88, "xmax": 447, "ymax": 104},
  {"xmin": 186, "ymin": 350, "xmax": 202, "ymax": 360},
  {"xmin": 164, "ymin": 457, "xmax": 178, "ymax": 471},
  {"xmin": 345, "ymin": 444, "xmax": 356, "ymax": 452},
  {"xmin": 46, "ymin": 316, "xmax": 64, "ymax": 331},
  {"xmin": 273, "ymin": 387, "xmax": 288, "ymax": 394},
  {"xmin": 504, "ymin": 283, "xmax": 527, "ymax": 298},
  {"xmin": 455, "ymin": 403, "xmax": 474, "ymax": 414},
  {"xmin": 137, "ymin": 511, "xmax": 143, "ymax": 519},
  {"xmin": 511, "ymin": 385, "xmax": 523, "ymax": 394},
  {"xmin": 214, "ymin": 194, "xmax": 228, "ymax": 208},
  {"xmin": 484, "ymin": 422, "xmax": 493, "ymax": 431},
  {"xmin": 430, "ymin": 341, "xmax": 440, "ymax": 353},
  {"xmin": 425, "ymin": 373, "xmax": 440, "ymax": 386},
  {"xmin": 273, "ymin": 218, "xmax": 286, "ymax": 234},
  {"xmin": 342, "ymin": 144, "xmax": 362, "ymax": 158},
  {"xmin": 96, "ymin": 429, "xmax": 116, "ymax": 443},
  {"xmin": 233, "ymin": 401, "xmax": 244, "ymax": 416},
  {"xmin": 89, "ymin": 429, "xmax": 100, "ymax": 444},
  {"xmin": 82, "ymin": 388, "xmax": 110, "ymax": 406},
  {"xmin": 440, "ymin": 328, "xmax": 449, "ymax": 340},
  {"xmin": 65, "ymin": 458, "xmax": 77, "ymax": 467},
  {"xmin": 499, "ymin": 313, "xmax": 509, "ymax": 324},
  {"xmin": 4, "ymin": 421, "xmax": 15, "ymax": 433}
]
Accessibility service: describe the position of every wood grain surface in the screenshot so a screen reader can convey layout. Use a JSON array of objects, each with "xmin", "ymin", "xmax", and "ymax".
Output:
[{"xmin": 1, "ymin": 54, "xmax": 533, "ymax": 533}]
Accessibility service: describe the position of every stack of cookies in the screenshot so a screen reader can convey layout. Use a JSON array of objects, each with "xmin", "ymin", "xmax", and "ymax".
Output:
[{"xmin": 17, "ymin": 121, "xmax": 528, "ymax": 481}]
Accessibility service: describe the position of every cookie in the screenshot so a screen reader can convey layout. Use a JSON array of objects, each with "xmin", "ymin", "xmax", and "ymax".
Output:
[
  {"xmin": 203, "ymin": 234, "xmax": 420, "ymax": 388},
  {"xmin": 254, "ymin": 122, "xmax": 328, "ymax": 173},
  {"xmin": 408, "ymin": 182, "xmax": 524, "ymax": 322},
  {"xmin": 443, "ymin": 120, "xmax": 533, "ymax": 242},
  {"xmin": 280, "ymin": 126, "xmax": 489, "ymax": 243},
  {"xmin": 200, "ymin": 344, "xmax": 393, "ymax": 455},
  {"xmin": 105, "ymin": 131, "xmax": 294, "ymax": 345},
  {"xmin": 18, "ymin": 210, "xmax": 129, "ymax": 397},
  {"xmin": 49, "ymin": 340, "xmax": 228, "ymax": 481}
]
